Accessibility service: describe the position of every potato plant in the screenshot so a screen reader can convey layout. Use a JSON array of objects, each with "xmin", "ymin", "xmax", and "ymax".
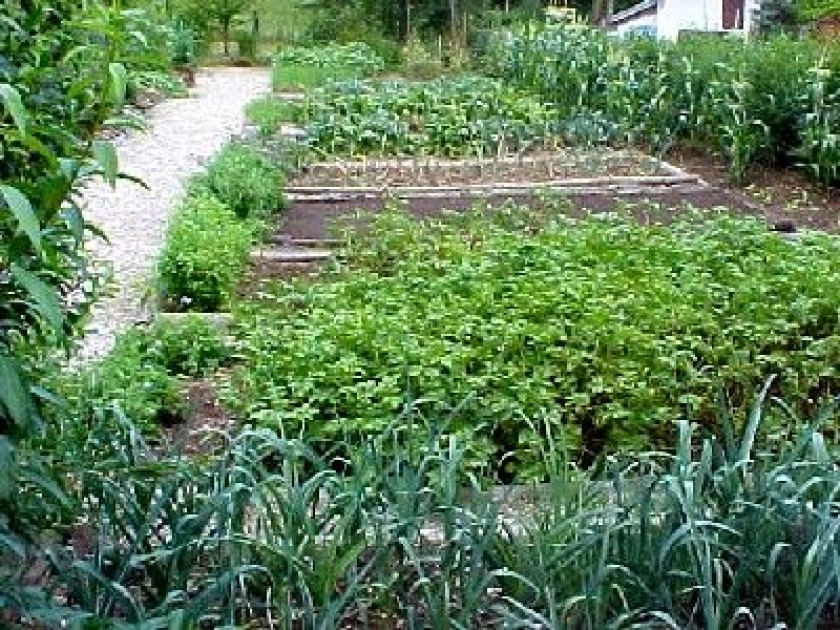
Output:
[
  {"xmin": 292, "ymin": 77, "xmax": 561, "ymax": 157},
  {"xmin": 231, "ymin": 206, "xmax": 840, "ymax": 478}
]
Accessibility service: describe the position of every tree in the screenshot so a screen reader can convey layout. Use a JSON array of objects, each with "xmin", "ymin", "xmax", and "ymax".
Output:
[{"xmin": 173, "ymin": 0, "xmax": 251, "ymax": 54}]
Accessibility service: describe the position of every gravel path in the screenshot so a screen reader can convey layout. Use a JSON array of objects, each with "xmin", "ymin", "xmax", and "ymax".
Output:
[{"xmin": 77, "ymin": 67, "xmax": 269, "ymax": 361}]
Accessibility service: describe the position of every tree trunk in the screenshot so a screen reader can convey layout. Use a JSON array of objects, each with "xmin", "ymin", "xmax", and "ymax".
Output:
[
  {"xmin": 449, "ymin": 0, "xmax": 458, "ymax": 41},
  {"xmin": 223, "ymin": 18, "xmax": 230, "ymax": 55},
  {"xmin": 590, "ymin": 0, "xmax": 606, "ymax": 24}
]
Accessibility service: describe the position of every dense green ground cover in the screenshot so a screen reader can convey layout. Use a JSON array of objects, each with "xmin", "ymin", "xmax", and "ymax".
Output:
[
  {"xmin": 157, "ymin": 142, "xmax": 286, "ymax": 311},
  {"xmin": 272, "ymin": 42, "xmax": 385, "ymax": 90},
  {"xmin": 487, "ymin": 24, "xmax": 840, "ymax": 183},
  {"xmin": 232, "ymin": 206, "xmax": 840, "ymax": 476},
  {"xmin": 290, "ymin": 77, "xmax": 560, "ymax": 157}
]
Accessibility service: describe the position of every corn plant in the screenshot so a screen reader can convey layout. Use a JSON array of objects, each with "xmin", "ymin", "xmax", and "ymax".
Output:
[
  {"xmin": 485, "ymin": 22, "xmax": 838, "ymax": 185},
  {"xmin": 796, "ymin": 62, "xmax": 840, "ymax": 186}
]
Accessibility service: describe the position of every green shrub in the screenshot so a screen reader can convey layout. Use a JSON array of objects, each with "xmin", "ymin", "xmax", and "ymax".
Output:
[
  {"xmin": 142, "ymin": 316, "xmax": 231, "ymax": 377},
  {"xmin": 169, "ymin": 19, "xmax": 199, "ymax": 68},
  {"xmin": 198, "ymin": 143, "xmax": 286, "ymax": 219},
  {"xmin": 57, "ymin": 317, "xmax": 228, "ymax": 435},
  {"xmin": 245, "ymin": 96, "xmax": 298, "ymax": 136},
  {"xmin": 64, "ymin": 335, "xmax": 184, "ymax": 433},
  {"xmin": 158, "ymin": 194, "xmax": 254, "ymax": 311},
  {"xmin": 235, "ymin": 30, "xmax": 257, "ymax": 61},
  {"xmin": 231, "ymin": 206, "xmax": 840, "ymax": 477},
  {"xmin": 127, "ymin": 70, "xmax": 188, "ymax": 99}
]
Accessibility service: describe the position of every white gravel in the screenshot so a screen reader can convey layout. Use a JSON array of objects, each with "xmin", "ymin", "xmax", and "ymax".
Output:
[{"xmin": 76, "ymin": 67, "xmax": 269, "ymax": 362}]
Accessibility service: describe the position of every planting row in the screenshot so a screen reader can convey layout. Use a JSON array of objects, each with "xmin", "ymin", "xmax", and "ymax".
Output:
[
  {"xmin": 227, "ymin": 205, "xmax": 840, "ymax": 477},
  {"xmin": 27, "ymin": 391, "xmax": 840, "ymax": 628},
  {"xmin": 487, "ymin": 24, "xmax": 840, "ymax": 184},
  {"xmin": 281, "ymin": 77, "xmax": 563, "ymax": 158}
]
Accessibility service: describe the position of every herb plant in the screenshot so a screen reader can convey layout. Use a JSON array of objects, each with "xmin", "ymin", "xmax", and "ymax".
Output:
[{"xmin": 195, "ymin": 142, "xmax": 286, "ymax": 219}]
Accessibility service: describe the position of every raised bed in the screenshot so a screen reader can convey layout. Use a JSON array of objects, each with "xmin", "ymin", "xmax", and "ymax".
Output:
[
  {"xmin": 288, "ymin": 149, "xmax": 695, "ymax": 193},
  {"xmin": 276, "ymin": 188, "xmax": 768, "ymax": 242}
]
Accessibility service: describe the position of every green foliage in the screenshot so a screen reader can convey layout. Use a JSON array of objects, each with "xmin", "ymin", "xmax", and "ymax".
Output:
[
  {"xmin": 235, "ymin": 28, "xmax": 258, "ymax": 61},
  {"xmin": 64, "ymin": 336, "xmax": 184, "ymax": 433},
  {"xmin": 798, "ymin": 0, "xmax": 840, "ymax": 19},
  {"xmin": 245, "ymin": 96, "xmax": 297, "ymax": 135},
  {"xmin": 169, "ymin": 20, "xmax": 199, "ymax": 67},
  {"xmin": 56, "ymin": 317, "xmax": 229, "ymax": 437},
  {"xmin": 171, "ymin": 0, "xmax": 253, "ymax": 55},
  {"xmin": 231, "ymin": 206, "xmax": 840, "ymax": 477},
  {"xmin": 13, "ymin": 389, "xmax": 840, "ymax": 627},
  {"xmin": 157, "ymin": 193, "xmax": 255, "ymax": 311},
  {"xmin": 127, "ymin": 70, "xmax": 188, "ymax": 98},
  {"xmin": 796, "ymin": 63, "xmax": 840, "ymax": 185},
  {"xmin": 139, "ymin": 315, "xmax": 231, "ymax": 377},
  {"xmin": 271, "ymin": 42, "xmax": 384, "ymax": 89},
  {"xmin": 293, "ymin": 76, "xmax": 560, "ymax": 157},
  {"xmin": 197, "ymin": 143, "xmax": 286, "ymax": 219},
  {"xmin": 487, "ymin": 23, "xmax": 840, "ymax": 183}
]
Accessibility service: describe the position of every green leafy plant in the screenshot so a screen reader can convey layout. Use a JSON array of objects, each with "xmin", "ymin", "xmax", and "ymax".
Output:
[
  {"xmin": 17, "ymin": 384, "xmax": 840, "ymax": 627},
  {"xmin": 271, "ymin": 42, "xmax": 384, "ymax": 90},
  {"xmin": 245, "ymin": 96, "xmax": 298, "ymax": 135},
  {"xmin": 230, "ymin": 205, "xmax": 840, "ymax": 477},
  {"xmin": 62, "ymin": 335, "xmax": 184, "ymax": 433},
  {"xmin": 140, "ymin": 315, "xmax": 231, "ymax": 377},
  {"xmin": 196, "ymin": 143, "xmax": 286, "ymax": 219},
  {"xmin": 797, "ymin": 62, "xmax": 840, "ymax": 186},
  {"xmin": 169, "ymin": 19, "xmax": 199, "ymax": 68},
  {"xmin": 157, "ymin": 193, "xmax": 255, "ymax": 311},
  {"xmin": 486, "ymin": 23, "xmax": 840, "ymax": 184},
  {"xmin": 291, "ymin": 76, "xmax": 560, "ymax": 157},
  {"xmin": 235, "ymin": 29, "xmax": 257, "ymax": 62},
  {"xmin": 127, "ymin": 69, "xmax": 188, "ymax": 99}
]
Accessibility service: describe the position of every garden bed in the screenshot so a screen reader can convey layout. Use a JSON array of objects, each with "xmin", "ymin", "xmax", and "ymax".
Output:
[
  {"xmin": 275, "ymin": 187, "xmax": 770, "ymax": 242},
  {"xmin": 290, "ymin": 149, "xmax": 681, "ymax": 188}
]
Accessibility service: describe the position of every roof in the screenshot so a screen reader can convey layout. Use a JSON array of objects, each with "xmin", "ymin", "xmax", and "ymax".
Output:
[{"xmin": 609, "ymin": 0, "xmax": 658, "ymax": 24}]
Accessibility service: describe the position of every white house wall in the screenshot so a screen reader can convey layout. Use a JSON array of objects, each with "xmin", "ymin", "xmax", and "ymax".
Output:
[
  {"xmin": 613, "ymin": 0, "xmax": 763, "ymax": 39},
  {"xmin": 657, "ymin": 0, "xmax": 720, "ymax": 39}
]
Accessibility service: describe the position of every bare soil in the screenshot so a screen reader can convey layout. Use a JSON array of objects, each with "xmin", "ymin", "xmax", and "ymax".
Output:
[
  {"xmin": 668, "ymin": 146, "xmax": 840, "ymax": 231},
  {"xmin": 276, "ymin": 186, "xmax": 776, "ymax": 242}
]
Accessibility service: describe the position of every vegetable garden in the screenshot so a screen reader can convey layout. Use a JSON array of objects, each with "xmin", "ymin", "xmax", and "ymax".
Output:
[{"xmin": 7, "ymin": 2, "xmax": 840, "ymax": 626}]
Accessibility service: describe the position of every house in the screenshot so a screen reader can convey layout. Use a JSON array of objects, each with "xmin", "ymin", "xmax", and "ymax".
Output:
[{"xmin": 606, "ymin": 0, "xmax": 762, "ymax": 39}]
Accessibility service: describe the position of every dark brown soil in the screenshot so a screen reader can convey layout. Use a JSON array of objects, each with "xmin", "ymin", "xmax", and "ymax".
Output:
[
  {"xmin": 668, "ymin": 147, "xmax": 840, "ymax": 231},
  {"xmin": 163, "ymin": 379, "xmax": 234, "ymax": 455},
  {"xmin": 277, "ymin": 186, "xmax": 778, "ymax": 241}
]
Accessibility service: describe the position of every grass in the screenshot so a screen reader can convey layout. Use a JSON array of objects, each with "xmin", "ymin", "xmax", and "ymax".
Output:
[{"xmin": 272, "ymin": 64, "xmax": 368, "ymax": 91}]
